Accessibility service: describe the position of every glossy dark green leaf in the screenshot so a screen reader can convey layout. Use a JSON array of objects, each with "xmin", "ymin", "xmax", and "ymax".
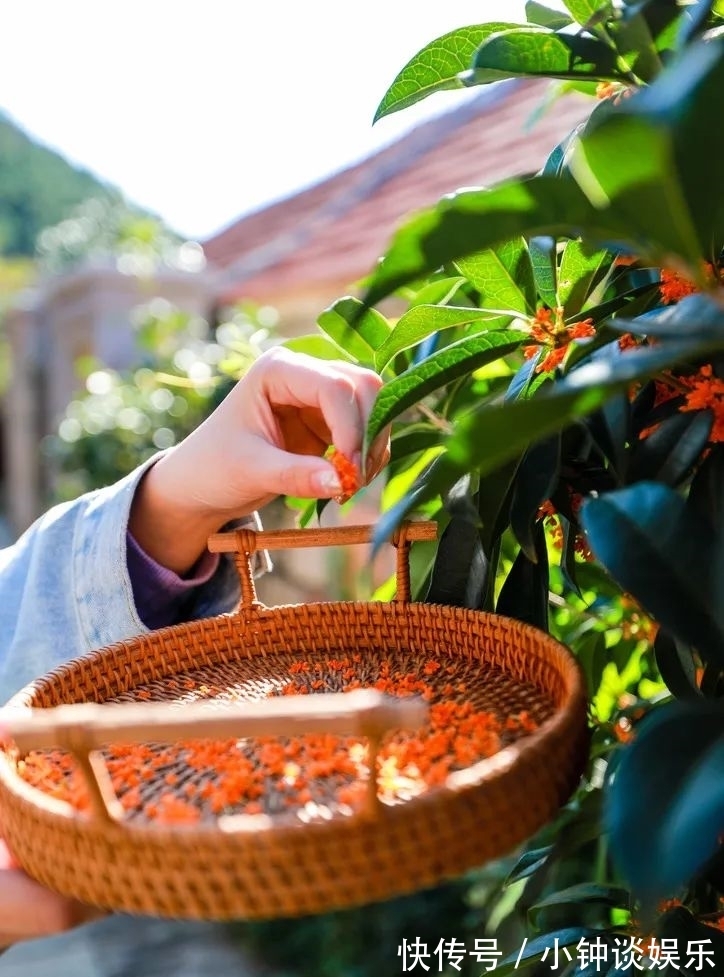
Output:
[
  {"xmin": 453, "ymin": 237, "xmax": 536, "ymax": 315},
  {"xmin": 497, "ymin": 520, "xmax": 549, "ymax": 630},
  {"xmin": 373, "ymin": 24, "xmax": 521, "ymax": 122},
  {"xmin": 585, "ymin": 393, "xmax": 630, "ymax": 480},
  {"xmin": 605, "ymin": 700, "xmax": 724, "ymax": 908},
  {"xmin": 654, "ymin": 630, "xmax": 701, "ymax": 700},
  {"xmin": 425, "ymin": 513, "xmax": 488, "ymax": 609},
  {"xmin": 317, "ymin": 297, "xmax": 390, "ymax": 364},
  {"xmin": 564, "ymin": 333, "xmax": 724, "ymax": 390},
  {"xmin": 466, "ymin": 27, "xmax": 622, "ymax": 84},
  {"xmin": 610, "ymin": 292, "xmax": 724, "ymax": 341},
  {"xmin": 528, "ymin": 883, "xmax": 630, "ymax": 924},
  {"xmin": 374, "ymin": 305, "xmax": 512, "ymax": 372},
  {"xmin": 504, "ymin": 844, "xmax": 554, "ymax": 886},
  {"xmin": 364, "ymin": 330, "xmax": 524, "ymax": 454},
  {"xmin": 510, "ymin": 435, "xmax": 561, "ymax": 561},
  {"xmin": 581, "ymin": 482, "xmax": 724, "ymax": 666},
  {"xmin": 525, "ymin": 1, "xmax": 574, "ymax": 29},
  {"xmin": 478, "ymin": 455, "xmax": 521, "ymax": 552},
  {"xmin": 626, "ymin": 409, "xmax": 713, "ymax": 487},
  {"xmin": 361, "ymin": 175, "xmax": 640, "ymax": 310},
  {"xmin": 688, "ymin": 444, "xmax": 724, "ymax": 532}
]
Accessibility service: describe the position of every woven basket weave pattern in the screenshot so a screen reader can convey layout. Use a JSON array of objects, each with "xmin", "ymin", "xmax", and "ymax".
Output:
[{"xmin": 0, "ymin": 524, "xmax": 588, "ymax": 920}]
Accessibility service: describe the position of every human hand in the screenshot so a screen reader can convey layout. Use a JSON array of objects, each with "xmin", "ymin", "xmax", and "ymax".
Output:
[
  {"xmin": 0, "ymin": 838, "xmax": 101, "ymax": 947},
  {"xmin": 0, "ymin": 720, "xmax": 103, "ymax": 947},
  {"xmin": 129, "ymin": 347, "xmax": 390, "ymax": 573}
]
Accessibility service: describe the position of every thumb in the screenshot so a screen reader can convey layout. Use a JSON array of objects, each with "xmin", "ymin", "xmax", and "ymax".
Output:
[{"xmin": 253, "ymin": 443, "xmax": 343, "ymax": 500}]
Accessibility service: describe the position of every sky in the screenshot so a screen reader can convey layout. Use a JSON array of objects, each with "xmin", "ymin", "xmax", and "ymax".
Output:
[{"xmin": 0, "ymin": 1, "xmax": 531, "ymax": 242}]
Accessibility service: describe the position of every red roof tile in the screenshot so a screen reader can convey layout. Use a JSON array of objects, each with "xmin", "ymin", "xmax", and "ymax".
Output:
[{"xmin": 204, "ymin": 79, "xmax": 593, "ymax": 307}]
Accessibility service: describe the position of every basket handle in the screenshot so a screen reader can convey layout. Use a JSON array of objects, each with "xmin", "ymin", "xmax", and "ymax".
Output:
[
  {"xmin": 207, "ymin": 520, "xmax": 438, "ymax": 610},
  {"xmin": 6, "ymin": 690, "xmax": 428, "ymax": 823}
]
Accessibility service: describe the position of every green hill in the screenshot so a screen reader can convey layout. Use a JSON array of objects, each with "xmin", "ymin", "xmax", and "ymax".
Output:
[{"xmin": 0, "ymin": 111, "xmax": 120, "ymax": 257}]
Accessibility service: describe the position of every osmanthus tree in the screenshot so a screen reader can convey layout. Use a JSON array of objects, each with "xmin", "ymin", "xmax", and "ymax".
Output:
[{"xmin": 285, "ymin": 0, "xmax": 724, "ymax": 969}]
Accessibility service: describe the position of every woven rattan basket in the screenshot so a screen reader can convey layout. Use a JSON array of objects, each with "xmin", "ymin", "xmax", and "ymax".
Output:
[{"xmin": 0, "ymin": 521, "xmax": 589, "ymax": 921}]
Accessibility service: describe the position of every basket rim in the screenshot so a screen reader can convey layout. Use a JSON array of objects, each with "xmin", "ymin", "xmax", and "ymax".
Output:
[{"xmin": 0, "ymin": 601, "xmax": 588, "ymax": 835}]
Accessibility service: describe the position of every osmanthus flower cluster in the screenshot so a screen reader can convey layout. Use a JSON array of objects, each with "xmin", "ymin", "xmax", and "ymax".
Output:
[
  {"xmin": 523, "ymin": 306, "xmax": 596, "ymax": 374},
  {"xmin": 617, "ymin": 256, "xmax": 724, "ymax": 442}
]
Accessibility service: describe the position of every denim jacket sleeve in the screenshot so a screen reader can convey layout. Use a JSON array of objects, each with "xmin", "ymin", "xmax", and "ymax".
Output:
[{"xmin": 0, "ymin": 455, "xmax": 245, "ymax": 705}]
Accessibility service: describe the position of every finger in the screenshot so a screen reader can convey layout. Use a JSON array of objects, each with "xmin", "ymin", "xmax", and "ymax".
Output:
[
  {"xmin": 365, "ymin": 429, "xmax": 392, "ymax": 482},
  {"xmin": 242, "ymin": 437, "xmax": 343, "ymax": 499},
  {"xmin": 253, "ymin": 350, "xmax": 372, "ymax": 460},
  {"xmin": 0, "ymin": 866, "xmax": 101, "ymax": 944},
  {"xmin": 315, "ymin": 360, "xmax": 386, "ymax": 479}
]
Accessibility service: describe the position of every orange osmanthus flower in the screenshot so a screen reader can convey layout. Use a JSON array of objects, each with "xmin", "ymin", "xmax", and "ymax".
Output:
[
  {"xmin": 680, "ymin": 364, "xmax": 724, "ymax": 442},
  {"xmin": 659, "ymin": 261, "xmax": 720, "ymax": 304},
  {"xmin": 524, "ymin": 307, "xmax": 596, "ymax": 373},
  {"xmin": 328, "ymin": 447, "xmax": 360, "ymax": 503}
]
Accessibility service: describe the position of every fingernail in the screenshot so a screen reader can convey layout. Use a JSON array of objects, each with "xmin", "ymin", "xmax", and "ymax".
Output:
[{"xmin": 312, "ymin": 468, "xmax": 342, "ymax": 496}]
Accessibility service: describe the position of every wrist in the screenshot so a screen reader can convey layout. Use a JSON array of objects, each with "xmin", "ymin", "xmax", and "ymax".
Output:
[{"xmin": 128, "ymin": 452, "xmax": 228, "ymax": 575}]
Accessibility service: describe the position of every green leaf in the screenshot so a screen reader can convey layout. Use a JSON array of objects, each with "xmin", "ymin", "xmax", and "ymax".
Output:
[
  {"xmin": 525, "ymin": 1, "xmax": 574, "ymax": 30},
  {"xmin": 407, "ymin": 276, "xmax": 467, "ymax": 308},
  {"xmin": 372, "ymin": 338, "xmax": 715, "ymax": 542},
  {"xmin": 558, "ymin": 240, "xmax": 611, "ymax": 315},
  {"xmin": 562, "ymin": 0, "xmax": 614, "ymax": 28},
  {"xmin": 465, "ymin": 26, "xmax": 623, "ymax": 85},
  {"xmin": 317, "ymin": 296, "xmax": 390, "ymax": 364},
  {"xmin": 654, "ymin": 629, "xmax": 702, "ymax": 700},
  {"xmin": 605, "ymin": 700, "xmax": 724, "ymax": 909},
  {"xmin": 504, "ymin": 844, "xmax": 554, "ymax": 886},
  {"xmin": 569, "ymin": 39, "xmax": 724, "ymax": 265},
  {"xmin": 478, "ymin": 454, "xmax": 521, "ymax": 552},
  {"xmin": 364, "ymin": 330, "xmax": 524, "ymax": 453},
  {"xmin": 362, "ymin": 174, "xmax": 640, "ymax": 310},
  {"xmin": 626, "ymin": 409, "xmax": 713, "ymax": 487},
  {"xmin": 282, "ymin": 334, "xmax": 356, "ymax": 362},
  {"xmin": 688, "ymin": 444, "xmax": 724, "ymax": 532},
  {"xmin": 576, "ymin": 630, "xmax": 608, "ymax": 697},
  {"xmin": 610, "ymin": 292, "xmax": 724, "ymax": 341},
  {"xmin": 568, "ymin": 115, "xmax": 703, "ymax": 274},
  {"xmin": 373, "ymin": 24, "xmax": 521, "ymax": 122},
  {"xmin": 425, "ymin": 511, "xmax": 488, "ymax": 609},
  {"xmin": 497, "ymin": 519, "xmax": 549, "ymax": 630},
  {"xmin": 374, "ymin": 305, "xmax": 513, "ymax": 372},
  {"xmin": 528, "ymin": 235, "xmax": 558, "ymax": 307},
  {"xmin": 580, "ymin": 482, "xmax": 724, "ymax": 666},
  {"xmin": 585, "ymin": 393, "xmax": 630, "ymax": 480},
  {"xmin": 528, "ymin": 883, "xmax": 630, "ymax": 926},
  {"xmin": 389, "ymin": 426, "xmax": 445, "ymax": 467},
  {"xmin": 454, "ymin": 237, "xmax": 536, "ymax": 315},
  {"xmin": 510, "ymin": 435, "xmax": 561, "ymax": 561},
  {"xmin": 610, "ymin": 2, "xmax": 665, "ymax": 83}
]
